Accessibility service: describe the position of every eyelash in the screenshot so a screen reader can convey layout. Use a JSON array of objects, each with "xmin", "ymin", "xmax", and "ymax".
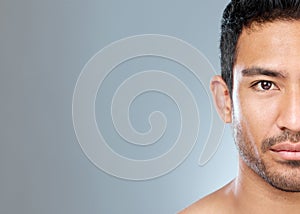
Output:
[{"xmin": 250, "ymin": 80, "xmax": 278, "ymax": 91}]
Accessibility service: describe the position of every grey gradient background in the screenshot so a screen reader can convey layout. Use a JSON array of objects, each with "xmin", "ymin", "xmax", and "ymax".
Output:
[{"xmin": 0, "ymin": 0, "xmax": 237, "ymax": 213}]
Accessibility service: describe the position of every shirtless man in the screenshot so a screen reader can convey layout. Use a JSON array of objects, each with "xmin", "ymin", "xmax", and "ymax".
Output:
[{"xmin": 181, "ymin": 0, "xmax": 300, "ymax": 213}]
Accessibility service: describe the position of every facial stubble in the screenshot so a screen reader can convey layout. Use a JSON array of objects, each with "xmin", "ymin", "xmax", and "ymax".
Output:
[{"xmin": 233, "ymin": 119, "xmax": 300, "ymax": 192}]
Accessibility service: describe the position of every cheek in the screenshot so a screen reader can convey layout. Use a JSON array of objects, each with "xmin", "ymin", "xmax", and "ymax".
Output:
[{"xmin": 233, "ymin": 90, "xmax": 279, "ymax": 143}]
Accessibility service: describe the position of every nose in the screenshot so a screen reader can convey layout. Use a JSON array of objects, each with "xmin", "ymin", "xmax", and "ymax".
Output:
[{"xmin": 277, "ymin": 87, "xmax": 300, "ymax": 133}]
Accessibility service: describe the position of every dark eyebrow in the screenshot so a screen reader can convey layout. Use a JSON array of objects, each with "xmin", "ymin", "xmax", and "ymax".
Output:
[{"xmin": 241, "ymin": 67, "xmax": 286, "ymax": 78}]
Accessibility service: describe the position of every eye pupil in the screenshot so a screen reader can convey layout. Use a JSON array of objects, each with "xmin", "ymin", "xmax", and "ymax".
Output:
[{"xmin": 261, "ymin": 81, "xmax": 272, "ymax": 90}]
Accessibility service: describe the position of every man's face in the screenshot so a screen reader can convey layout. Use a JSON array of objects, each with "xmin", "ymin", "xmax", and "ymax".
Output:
[{"xmin": 232, "ymin": 20, "xmax": 300, "ymax": 191}]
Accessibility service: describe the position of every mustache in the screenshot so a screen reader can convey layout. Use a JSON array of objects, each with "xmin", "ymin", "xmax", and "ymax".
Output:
[{"xmin": 261, "ymin": 130, "xmax": 300, "ymax": 153}]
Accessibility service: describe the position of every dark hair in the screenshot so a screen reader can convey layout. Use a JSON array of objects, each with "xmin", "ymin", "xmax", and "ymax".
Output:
[{"xmin": 220, "ymin": 0, "xmax": 300, "ymax": 95}]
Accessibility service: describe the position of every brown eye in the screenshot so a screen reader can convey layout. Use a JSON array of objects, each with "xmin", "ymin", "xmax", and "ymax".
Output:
[
  {"xmin": 260, "ymin": 81, "xmax": 273, "ymax": 90},
  {"xmin": 251, "ymin": 80, "xmax": 278, "ymax": 92}
]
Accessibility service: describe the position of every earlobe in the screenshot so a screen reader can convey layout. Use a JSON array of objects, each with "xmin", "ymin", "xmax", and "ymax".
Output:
[{"xmin": 210, "ymin": 75, "xmax": 232, "ymax": 123}]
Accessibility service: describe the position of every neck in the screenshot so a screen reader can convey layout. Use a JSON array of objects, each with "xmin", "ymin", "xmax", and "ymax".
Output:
[{"xmin": 233, "ymin": 158, "xmax": 300, "ymax": 213}]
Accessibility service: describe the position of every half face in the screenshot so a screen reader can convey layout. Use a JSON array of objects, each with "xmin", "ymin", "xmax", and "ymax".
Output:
[{"xmin": 232, "ymin": 20, "xmax": 300, "ymax": 192}]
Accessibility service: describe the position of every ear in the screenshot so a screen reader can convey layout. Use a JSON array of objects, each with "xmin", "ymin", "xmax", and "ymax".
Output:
[{"xmin": 210, "ymin": 75, "xmax": 232, "ymax": 123}]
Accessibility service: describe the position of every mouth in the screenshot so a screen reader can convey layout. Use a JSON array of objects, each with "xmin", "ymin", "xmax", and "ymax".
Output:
[{"xmin": 270, "ymin": 143, "xmax": 300, "ymax": 161}]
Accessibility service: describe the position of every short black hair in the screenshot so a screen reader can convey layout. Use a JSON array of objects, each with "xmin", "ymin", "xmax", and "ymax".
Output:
[{"xmin": 220, "ymin": 0, "xmax": 300, "ymax": 95}]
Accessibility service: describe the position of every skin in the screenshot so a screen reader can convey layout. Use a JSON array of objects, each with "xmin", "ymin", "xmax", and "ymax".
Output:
[{"xmin": 180, "ymin": 20, "xmax": 300, "ymax": 213}]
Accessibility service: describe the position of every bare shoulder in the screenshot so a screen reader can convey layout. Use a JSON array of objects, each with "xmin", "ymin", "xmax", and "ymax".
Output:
[{"xmin": 179, "ymin": 180, "xmax": 235, "ymax": 214}]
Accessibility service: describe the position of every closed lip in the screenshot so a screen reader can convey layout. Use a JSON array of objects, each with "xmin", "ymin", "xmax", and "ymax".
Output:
[{"xmin": 270, "ymin": 143, "xmax": 300, "ymax": 152}]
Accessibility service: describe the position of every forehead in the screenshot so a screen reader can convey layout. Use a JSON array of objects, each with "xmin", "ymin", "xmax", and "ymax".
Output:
[{"xmin": 235, "ymin": 20, "xmax": 300, "ymax": 73}]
